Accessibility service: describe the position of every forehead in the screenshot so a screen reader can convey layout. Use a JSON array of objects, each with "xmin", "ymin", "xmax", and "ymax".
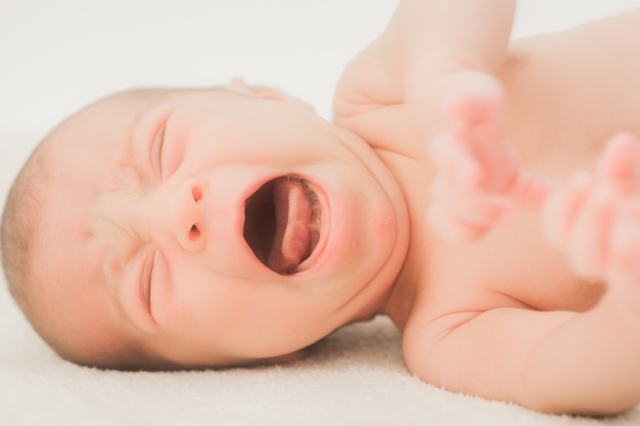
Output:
[
  {"xmin": 50, "ymin": 91, "xmax": 161, "ymax": 159},
  {"xmin": 42, "ymin": 90, "xmax": 217, "ymax": 223},
  {"xmin": 46, "ymin": 89, "xmax": 228, "ymax": 166}
]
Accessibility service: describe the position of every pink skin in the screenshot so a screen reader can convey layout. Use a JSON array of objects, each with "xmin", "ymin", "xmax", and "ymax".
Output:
[
  {"xmin": 33, "ymin": 87, "xmax": 409, "ymax": 367},
  {"xmin": 436, "ymin": 106, "xmax": 640, "ymax": 293},
  {"xmin": 544, "ymin": 133, "xmax": 640, "ymax": 294},
  {"xmin": 335, "ymin": 1, "xmax": 640, "ymax": 413},
  {"xmin": 427, "ymin": 72, "xmax": 556, "ymax": 244},
  {"xmin": 26, "ymin": 0, "xmax": 640, "ymax": 413}
]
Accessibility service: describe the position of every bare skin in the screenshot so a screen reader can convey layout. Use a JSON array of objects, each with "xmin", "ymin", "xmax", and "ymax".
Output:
[
  {"xmin": 334, "ymin": 3, "xmax": 640, "ymax": 415},
  {"xmin": 29, "ymin": 88, "xmax": 409, "ymax": 368},
  {"xmin": 15, "ymin": 0, "xmax": 640, "ymax": 416}
]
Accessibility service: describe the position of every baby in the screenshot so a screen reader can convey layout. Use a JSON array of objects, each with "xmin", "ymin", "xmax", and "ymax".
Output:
[{"xmin": 3, "ymin": 0, "xmax": 640, "ymax": 415}]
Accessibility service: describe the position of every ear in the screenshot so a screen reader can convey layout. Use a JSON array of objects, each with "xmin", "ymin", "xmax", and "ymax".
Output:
[{"xmin": 227, "ymin": 77, "xmax": 315, "ymax": 111}]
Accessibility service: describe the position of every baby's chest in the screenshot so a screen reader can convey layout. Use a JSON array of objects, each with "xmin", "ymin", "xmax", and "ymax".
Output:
[
  {"xmin": 502, "ymin": 37, "xmax": 640, "ymax": 177},
  {"xmin": 420, "ymin": 209, "xmax": 605, "ymax": 318}
]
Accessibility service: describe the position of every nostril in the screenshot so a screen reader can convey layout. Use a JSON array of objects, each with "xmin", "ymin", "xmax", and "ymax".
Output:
[
  {"xmin": 189, "ymin": 224, "xmax": 200, "ymax": 241},
  {"xmin": 192, "ymin": 186, "xmax": 203, "ymax": 203}
]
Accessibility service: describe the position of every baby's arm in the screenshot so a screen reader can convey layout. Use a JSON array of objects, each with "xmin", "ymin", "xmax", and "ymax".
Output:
[
  {"xmin": 406, "ymin": 135, "xmax": 640, "ymax": 414},
  {"xmin": 334, "ymin": 0, "xmax": 515, "ymax": 152},
  {"xmin": 405, "ymin": 301, "xmax": 640, "ymax": 415},
  {"xmin": 381, "ymin": 0, "xmax": 516, "ymax": 141},
  {"xmin": 395, "ymin": 0, "xmax": 556, "ymax": 244},
  {"xmin": 336, "ymin": 1, "xmax": 552, "ymax": 243},
  {"xmin": 395, "ymin": 0, "xmax": 515, "ymax": 107},
  {"xmin": 335, "ymin": 1, "xmax": 552, "ymax": 242}
]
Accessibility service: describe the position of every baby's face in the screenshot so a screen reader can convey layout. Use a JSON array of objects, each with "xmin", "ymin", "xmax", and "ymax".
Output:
[{"xmin": 33, "ymin": 88, "xmax": 408, "ymax": 367}]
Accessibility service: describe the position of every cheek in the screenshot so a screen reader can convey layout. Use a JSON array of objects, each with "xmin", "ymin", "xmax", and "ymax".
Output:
[{"xmin": 163, "ymin": 261, "xmax": 248, "ymax": 328}]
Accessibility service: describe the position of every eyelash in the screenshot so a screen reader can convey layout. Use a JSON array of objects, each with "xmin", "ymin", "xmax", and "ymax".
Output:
[
  {"xmin": 151, "ymin": 122, "xmax": 166, "ymax": 180},
  {"xmin": 141, "ymin": 250, "xmax": 156, "ymax": 314}
]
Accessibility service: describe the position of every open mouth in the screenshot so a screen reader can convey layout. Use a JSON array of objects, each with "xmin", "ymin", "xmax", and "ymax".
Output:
[{"xmin": 243, "ymin": 177, "xmax": 321, "ymax": 275}]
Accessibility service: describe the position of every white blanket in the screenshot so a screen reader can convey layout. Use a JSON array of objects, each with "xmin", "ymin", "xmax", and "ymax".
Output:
[{"xmin": 2, "ymin": 1, "xmax": 640, "ymax": 424}]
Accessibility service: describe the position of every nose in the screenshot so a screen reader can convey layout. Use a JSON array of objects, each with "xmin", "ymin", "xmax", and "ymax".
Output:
[{"xmin": 150, "ymin": 178, "xmax": 208, "ymax": 253}]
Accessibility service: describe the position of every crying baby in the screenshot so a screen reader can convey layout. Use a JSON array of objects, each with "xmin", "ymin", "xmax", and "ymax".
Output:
[{"xmin": 5, "ymin": 0, "xmax": 640, "ymax": 416}]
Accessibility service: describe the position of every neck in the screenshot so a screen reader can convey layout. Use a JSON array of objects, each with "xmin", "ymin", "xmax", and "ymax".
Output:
[
  {"xmin": 379, "ymin": 238, "xmax": 424, "ymax": 331},
  {"xmin": 371, "ymin": 149, "xmax": 435, "ymax": 332}
]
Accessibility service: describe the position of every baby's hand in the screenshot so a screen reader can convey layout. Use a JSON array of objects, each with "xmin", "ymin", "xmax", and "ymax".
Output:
[
  {"xmin": 543, "ymin": 133, "xmax": 640, "ymax": 289},
  {"xmin": 428, "ymin": 71, "xmax": 554, "ymax": 244}
]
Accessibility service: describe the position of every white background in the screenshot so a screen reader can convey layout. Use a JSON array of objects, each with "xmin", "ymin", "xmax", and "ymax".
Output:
[
  {"xmin": 1, "ymin": 0, "xmax": 640, "ymax": 200},
  {"xmin": 1, "ymin": 0, "xmax": 640, "ymax": 134}
]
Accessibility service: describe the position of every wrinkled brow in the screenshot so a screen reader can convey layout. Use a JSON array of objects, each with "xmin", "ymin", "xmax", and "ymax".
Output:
[
  {"xmin": 87, "ymin": 111, "xmax": 146, "ymax": 305},
  {"xmin": 87, "ymin": 191, "xmax": 142, "ymax": 309}
]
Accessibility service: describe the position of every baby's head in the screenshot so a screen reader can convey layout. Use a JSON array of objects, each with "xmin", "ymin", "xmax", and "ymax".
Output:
[{"xmin": 1, "ymin": 84, "xmax": 409, "ymax": 369}]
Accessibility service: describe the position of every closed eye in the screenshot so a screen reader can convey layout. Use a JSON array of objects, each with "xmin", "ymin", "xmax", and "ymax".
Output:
[
  {"xmin": 150, "ymin": 121, "xmax": 166, "ymax": 180},
  {"xmin": 140, "ymin": 250, "xmax": 156, "ymax": 314}
]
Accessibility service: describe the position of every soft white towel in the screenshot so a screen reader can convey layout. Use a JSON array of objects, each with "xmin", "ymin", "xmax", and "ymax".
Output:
[{"xmin": 1, "ymin": 267, "xmax": 639, "ymax": 425}]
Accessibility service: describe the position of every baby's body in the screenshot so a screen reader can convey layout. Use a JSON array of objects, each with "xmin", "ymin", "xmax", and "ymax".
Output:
[
  {"xmin": 335, "ymin": 2, "xmax": 640, "ymax": 414},
  {"xmin": 4, "ymin": 0, "xmax": 640, "ymax": 417}
]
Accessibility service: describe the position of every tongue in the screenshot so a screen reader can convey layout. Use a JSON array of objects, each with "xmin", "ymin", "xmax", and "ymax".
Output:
[{"xmin": 267, "ymin": 178, "xmax": 313, "ymax": 274}]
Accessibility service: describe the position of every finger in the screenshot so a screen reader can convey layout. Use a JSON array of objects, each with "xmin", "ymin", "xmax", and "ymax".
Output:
[
  {"xmin": 597, "ymin": 132, "xmax": 639, "ymax": 195},
  {"xmin": 430, "ymin": 133, "xmax": 482, "ymax": 189},
  {"xmin": 443, "ymin": 82, "xmax": 505, "ymax": 183},
  {"xmin": 450, "ymin": 107, "xmax": 513, "ymax": 194},
  {"xmin": 543, "ymin": 172, "xmax": 592, "ymax": 251},
  {"xmin": 450, "ymin": 104, "xmax": 503, "ymax": 167},
  {"xmin": 442, "ymin": 72, "xmax": 503, "ymax": 127},
  {"xmin": 566, "ymin": 188, "xmax": 615, "ymax": 280},
  {"xmin": 428, "ymin": 204, "xmax": 487, "ymax": 245},
  {"xmin": 445, "ymin": 93, "xmax": 503, "ymax": 136},
  {"xmin": 431, "ymin": 176, "xmax": 513, "ymax": 228}
]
